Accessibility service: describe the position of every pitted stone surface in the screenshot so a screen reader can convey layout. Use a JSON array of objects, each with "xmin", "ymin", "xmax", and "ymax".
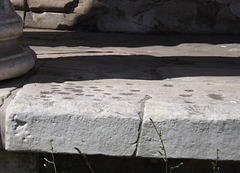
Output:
[
  {"xmin": 5, "ymin": 76, "xmax": 240, "ymax": 159},
  {"xmin": 136, "ymin": 78, "xmax": 240, "ymax": 160},
  {"xmin": 5, "ymin": 79, "xmax": 143, "ymax": 155}
]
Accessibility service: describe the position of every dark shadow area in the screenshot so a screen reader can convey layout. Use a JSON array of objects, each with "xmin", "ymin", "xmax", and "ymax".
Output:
[
  {"xmin": 41, "ymin": 153, "xmax": 240, "ymax": 173},
  {"xmin": 0, "ymin": 129, "xmax": 3, "ymax": 149},
  {"xmin": 20, "ymin": 31, "xmax": 240, "ymax": 48},
  {"xmin": 1, "ymin": 55, "xmax": 240, "ymax": 88}
]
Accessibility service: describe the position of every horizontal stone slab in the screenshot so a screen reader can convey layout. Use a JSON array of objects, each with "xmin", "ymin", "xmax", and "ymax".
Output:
[
  {"xmin": 5, "ymin": 79, "xmax": 143, "ymax": 156},
  {"xmin": 137, "ymin": 79, "xmax": 240, "ymax": 160},
  {"xmin": 5, "ymin": 75, "xmax": 240, "ymax": 160},
  {"xmin": 27, "ymin": 0, "xmax": 76, "ymax": 12},
  {"xmin": 25, "ymin": 12, "xmax": 77, "ymax": 29}
]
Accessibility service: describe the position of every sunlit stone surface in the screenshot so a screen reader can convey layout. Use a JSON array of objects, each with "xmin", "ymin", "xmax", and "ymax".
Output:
[{"xmin": 0, "ymin": 0, "xmax": 36, "ymax": 81}]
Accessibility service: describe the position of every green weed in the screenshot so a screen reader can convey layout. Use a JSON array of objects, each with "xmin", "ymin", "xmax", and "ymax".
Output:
[
  {"xmin": 43, "ymin": 140, "xmax": 94, "ymax": 173},
  {"xmin": 43, "ymin": 124, "xmax": 221, "ymax": 173},
  {"xmin": 150, "ymin": 118, "xmax": 184, "ymax": 173},
  {"xmin": 212, "ymin": 149, "xmax": 220, "ymax": 173},
  {"xmin": 44, "ymin": 140, "xmax": 58, "ymax": 173}
]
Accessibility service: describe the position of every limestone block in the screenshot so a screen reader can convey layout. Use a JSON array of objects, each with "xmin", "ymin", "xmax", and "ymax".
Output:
[
  {"xmin": 0, "ymin": 151, "xmax": 39, "ymax": 173},
  {"xmin": 230, "ymin": 0, "xmax": 240, "ymax": 17},
  {"xmin": 10, "ymin": 0, "xmax": 26, "ymax": 10},
  {"xmin": 137, "ymin": 80, "xmax": 240, "ymax": 160},
  {"xmin": 27, "ymin": 0, "xmax": 76, "ymax": 12},
  {"xmin": 5, "ymin": 80, "xmax": 142, "ymax": 156},
  {"xmin": 25, "ymin": 12, "xmax": 77, "ymax": 29}
]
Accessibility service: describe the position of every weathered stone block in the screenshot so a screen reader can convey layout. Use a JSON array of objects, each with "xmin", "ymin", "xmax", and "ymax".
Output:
[
  {"xmin": 25, "ymin": 12, "xmax": 77, "ymax": 29},
  {"xmin": 27, "ymin": 0, "xmax": 76, "ymax": 12},
  {"xmin": 5, "ymin": 80, "xmax": 141, "ymax": 156},
  {"xmin": 137, "ymin": 79, "xmax": 240, "ymax": 160}
]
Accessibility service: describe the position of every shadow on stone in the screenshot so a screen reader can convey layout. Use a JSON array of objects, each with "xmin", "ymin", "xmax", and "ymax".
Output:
[
  {"xmin": 20, "ymin": 31, "xmax": 240, "ymax": 48},
  {"xmin": 1, "ymin": 54, "xmax": 240, "ymax": 87}
]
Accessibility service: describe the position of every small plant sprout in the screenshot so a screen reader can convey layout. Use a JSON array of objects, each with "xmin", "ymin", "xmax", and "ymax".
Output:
[
  {"xmin": 44, "ymin": 140, "xmax": 58, "ymax": 173},
  {"xmin": 150, "ymin": 118, "xmax": 183, "ymax": 173},
  {"xmin": 170, "ymin": 162, "xmax": 184, "ymax": 173},
  {"xmin": 75, "ymin": 147, "xmax": 94, "ymax": 173},
  {"xmin": 212, "ymin": 149, "xmax": 220, "ymax": 173}
]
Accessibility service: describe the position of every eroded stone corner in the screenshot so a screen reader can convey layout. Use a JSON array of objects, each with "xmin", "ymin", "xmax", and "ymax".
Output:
[{"xmin": 0, "ymin": 88, "xmax": 18, "ymax": 149}]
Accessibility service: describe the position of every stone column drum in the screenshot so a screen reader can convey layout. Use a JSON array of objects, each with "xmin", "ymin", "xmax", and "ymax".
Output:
[{"xmin": 0, "ymin": 0, "xmax": 36, "ymax": 81}]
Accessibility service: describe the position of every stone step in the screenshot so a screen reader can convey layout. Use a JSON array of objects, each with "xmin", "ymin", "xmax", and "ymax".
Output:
[
  {"xmin": 5, "ymin": 76, "xmax": 240, "ymax": 160},
  {"xmin": 2, "ymin": 30, "xmax": 240, "ymax": 161}
]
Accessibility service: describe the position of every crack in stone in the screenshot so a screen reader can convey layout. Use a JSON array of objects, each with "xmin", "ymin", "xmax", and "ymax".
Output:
[
  {"xmin": 132, "ymin": 95, "xmax": 152, "ymax": 156},
  {"xmin": 0, "ymin": 90, "xmax": 15, "ymax": 109},
  {"xmin": 0, "ymin": 98, "xmax": 4, "ymax": 108}
]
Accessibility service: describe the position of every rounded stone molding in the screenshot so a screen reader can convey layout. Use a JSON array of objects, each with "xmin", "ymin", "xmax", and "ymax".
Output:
[{"xmin": 0, "ymin": 0, "xmax": 36, "ymax": 81}]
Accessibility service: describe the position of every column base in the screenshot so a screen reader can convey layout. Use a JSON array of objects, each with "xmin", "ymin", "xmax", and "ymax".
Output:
[{"xmin": 0, "ymin": 39, "xmax": 36, "ymax": 81}]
